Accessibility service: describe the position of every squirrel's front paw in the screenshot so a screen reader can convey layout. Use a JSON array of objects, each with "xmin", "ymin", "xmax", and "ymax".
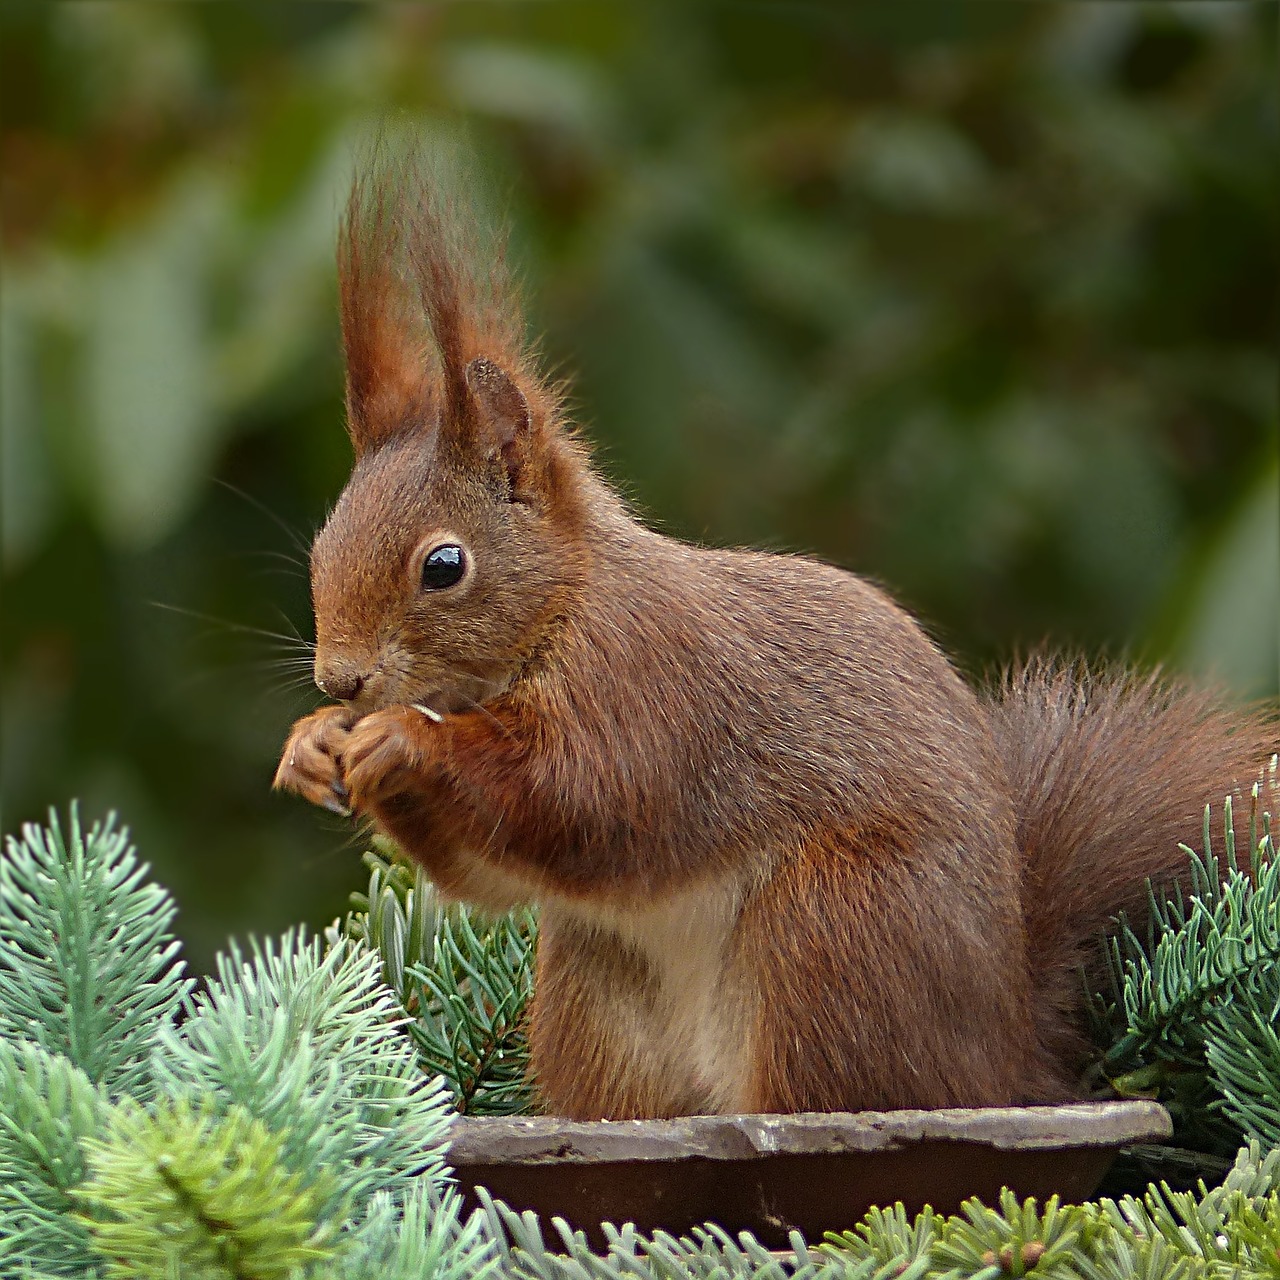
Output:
[
  {"xmin": 273, "ymin": 704, "xmax": 358, "ymax": 815},
  {"xmin": 341, "ymin": 706, "xmax": 439, "ymax": 812}
]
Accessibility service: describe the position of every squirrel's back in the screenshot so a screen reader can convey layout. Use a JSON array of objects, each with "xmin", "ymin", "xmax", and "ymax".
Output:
[{"xmin": 553, "ymin": 506, "xmax": 1012, "ymax": 846}]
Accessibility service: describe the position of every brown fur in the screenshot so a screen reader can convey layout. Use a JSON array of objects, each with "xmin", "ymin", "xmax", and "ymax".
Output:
[
  {"xmin": 984, "ymin": 659, "xmax": 1280, "ymax": 1077},
  {"xmin": 274, "ymin": 160, "xmax": 1280, "ymax": 1119}
]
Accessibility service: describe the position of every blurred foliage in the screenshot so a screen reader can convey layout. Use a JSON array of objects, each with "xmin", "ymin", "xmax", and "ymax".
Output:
[{"xmin": 1, "ymin": 1, "xmax": 1276, "ymax": 968}]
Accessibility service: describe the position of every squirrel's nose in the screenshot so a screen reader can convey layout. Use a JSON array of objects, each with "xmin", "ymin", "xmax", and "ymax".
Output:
[{"xmin": 315, "ymin": 666, "xmax": 365, "ymax": 702}]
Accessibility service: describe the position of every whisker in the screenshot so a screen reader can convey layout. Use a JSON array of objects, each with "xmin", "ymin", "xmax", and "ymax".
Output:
[
  {"xmin": 162, "ymin": 661, "xmax": 318, "ymax": 709},
  {"xmin": 246, "ymin": 666, "xmax": 320, "ymax": 687},
  {"xmin": 241, "ymin": 650, "xmax": 317, "ymax": 666},
  {"xmin": 244, "ymin": 660, "xmax": 318, "ymax": 676},
  {"xmin": 244, "ymin": 565, "xmax": 312, "ymax": 586},
  {"xmin": 252, "ymin": 548, "xmax": 310, "ymax": 571},
  {"xmin": 212, "ymin": 640, "xmax": 316, "ymax": 664},
  {"xmin": 149, "ymin": 601, "xmax": 317, "ymax": 652},
  {"xmin": 271, "ymin": 606, "xmax": 314, "ymax": 648},
  {"xmin": 231, "ymin": 548, "xmax": 310, "ymax": 576},
  {"xmin": 450, "ymin": 689, "xmax": 518, "ymax": 741},
  {"xmin": 213, "ymin": 478, "xmax": 314, "ymax": 558}
]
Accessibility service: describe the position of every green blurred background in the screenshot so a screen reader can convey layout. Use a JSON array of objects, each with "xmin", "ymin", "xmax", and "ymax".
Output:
[{"xmin": 3, "ymin": 1, "xmax": 1277, "ymax": 972}]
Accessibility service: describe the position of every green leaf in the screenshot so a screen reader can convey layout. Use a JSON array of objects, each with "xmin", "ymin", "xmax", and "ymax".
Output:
[
  {"xmin": 0, "ymin": 271, "xmax": 59, "ymax": 569},
  {"xmin": 1175, "ymin": 461, "xmax": 1280, "ymax": 700}
]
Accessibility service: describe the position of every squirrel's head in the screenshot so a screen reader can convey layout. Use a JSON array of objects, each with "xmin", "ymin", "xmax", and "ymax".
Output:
[{"xmin": 308, "ymin": 162, "xmax": 589, "ymax": 716}]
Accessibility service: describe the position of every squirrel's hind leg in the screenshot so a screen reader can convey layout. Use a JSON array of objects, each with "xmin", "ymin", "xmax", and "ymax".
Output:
[{"xmin": 738, "ymin": 826, "xmax": 1039, "ymax": 1114}]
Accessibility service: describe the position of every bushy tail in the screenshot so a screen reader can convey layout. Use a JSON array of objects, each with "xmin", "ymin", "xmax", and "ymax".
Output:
[{"xmin": 983, "ymin": 658, "xmax": 1279, "ymax": 1083}]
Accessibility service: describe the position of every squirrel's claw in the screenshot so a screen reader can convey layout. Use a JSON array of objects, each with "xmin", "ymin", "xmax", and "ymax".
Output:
[
  {"xmin": 319, "ymin": 792, "xmax": 352, "ymax": 818},
  {"xmin": 322, "ymin": 777, "xmax": 352, "ymax": 817}
]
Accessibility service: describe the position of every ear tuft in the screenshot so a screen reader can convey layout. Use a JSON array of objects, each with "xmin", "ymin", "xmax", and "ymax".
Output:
[{"xmin": 466, "ymin": 357, "xmax": 531, "ymax": 491}]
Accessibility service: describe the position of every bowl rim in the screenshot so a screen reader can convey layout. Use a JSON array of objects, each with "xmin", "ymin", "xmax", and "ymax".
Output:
[{"xmin": 447, "ymin": 1099, "xmax": 1174, "ymax": 1166}]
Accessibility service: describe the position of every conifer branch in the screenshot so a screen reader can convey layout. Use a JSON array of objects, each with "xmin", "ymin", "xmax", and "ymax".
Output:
[
  {"xmin": 2, "ymin": 801, "xmax": 1278, "ymax": 1280},
  {"xmin": 0, "ymin": 1040, "xmax": 110, "ymax": 1277},
  {"xmin": 149, "ymin": 929, "xmax": 457, "ymax": 1226},
  {"xmin": 344, "ymin": 846, "xmax": 538, "ymax": 1115},
  {"xmin": 0, "ymin": 807, "xmax": 192, "ymax": 1101},
  {"xmin": 74, "ymin": 1096, "xmax": 335, "ymax": 1280},
  {"xmin": 1097, "ymin": 791, "xmax": 1280, "ymax": 1156},
  {"xmin": 0, "ymin": 812, "xmax": 472, "ymax": 1278}
]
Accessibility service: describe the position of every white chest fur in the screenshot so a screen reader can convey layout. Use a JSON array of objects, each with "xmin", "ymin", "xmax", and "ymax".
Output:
[{"xmin": 556, "ymin": 875, "xmax": 755, "ymax": 1113}]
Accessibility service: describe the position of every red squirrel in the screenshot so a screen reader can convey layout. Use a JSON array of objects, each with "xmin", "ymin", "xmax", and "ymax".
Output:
[{"xmin": 273, "ymin": 162, "xmax": 1279, "ymax": 1120}]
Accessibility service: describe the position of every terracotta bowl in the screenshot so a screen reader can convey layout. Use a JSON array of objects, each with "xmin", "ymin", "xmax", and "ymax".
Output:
[{"xmin": 447, "ymin": 1101, "xmax": 1172, "ymax": 1247}]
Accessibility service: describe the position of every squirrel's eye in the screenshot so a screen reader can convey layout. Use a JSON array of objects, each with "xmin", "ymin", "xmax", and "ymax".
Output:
[{"xmin": 421, "ymin": 543, "xmax": 467, "ymax": 590}]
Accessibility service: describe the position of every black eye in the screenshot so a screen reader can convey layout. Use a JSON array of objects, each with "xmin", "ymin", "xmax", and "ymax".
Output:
[{"xmin": 421, "ymin": 543, "xmax": 467, "ymax": 590}]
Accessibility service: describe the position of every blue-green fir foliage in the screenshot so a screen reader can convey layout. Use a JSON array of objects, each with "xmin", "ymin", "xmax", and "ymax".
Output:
[
  {"xmin": 0, "ymin": 811, "xmax": 477, "ymax": 1279},
  {"xmin": 1, "ymin": 797, "xmax": 1278, "ymax": 1279},
  {"xmin": 342, "ymin": 845, "xmax": 537, "ymax": 1117},
  {"xmin": 0, "ymin": 1040, "xmax": 110, "ymax": 1276},
  {"xmin": 1096, "ymin": 780, "xmax": 1280, "ymax": 1157},
  {"xmin": 75, "ymin": 1095, "xmax": 336, "ymax": 1279},
  {"xmin": 0, "ymin": 807, "xmax": 191, "ymax": 1102}
]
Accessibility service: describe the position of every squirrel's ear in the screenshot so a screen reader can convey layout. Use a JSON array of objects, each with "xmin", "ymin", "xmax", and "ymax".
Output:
[{"xmin": 465, "ymin": 357, "xmax": 532, "ymax": 495}]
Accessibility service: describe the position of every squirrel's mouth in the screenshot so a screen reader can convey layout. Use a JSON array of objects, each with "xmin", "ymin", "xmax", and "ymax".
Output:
[{"xmin": 331, "ymin": 637, "xmax": 512, "ymax": 717}]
